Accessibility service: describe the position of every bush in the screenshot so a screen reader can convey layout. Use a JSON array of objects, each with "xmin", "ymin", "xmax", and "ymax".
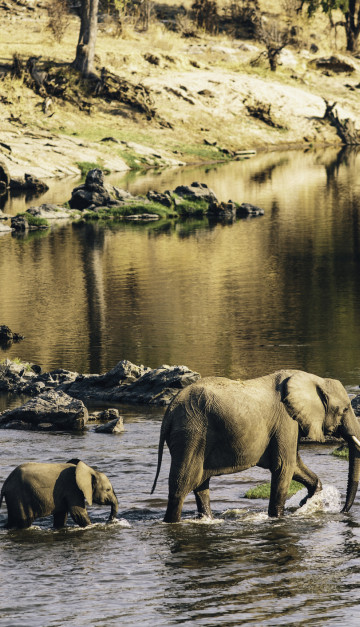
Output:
[
  {"xmin": 47, "ymin": 0, "xmax": 71, "ymax": 43},
  {"xmin": 191, "ymin": 0, "xmax": 219, "ymax": 33},
  {"xmin": 222, "ymin": 0, "xmax": 260, "ymax": 38}
]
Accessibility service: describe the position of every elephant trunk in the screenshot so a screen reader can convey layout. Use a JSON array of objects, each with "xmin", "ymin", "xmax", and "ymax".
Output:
[
  {"xmin": 341, "ymin": 412, "xmax": 360, "ymax": 513},
  {"xmin": 108, "ymin": 493, "xmax": 119, "ymax": 521}
]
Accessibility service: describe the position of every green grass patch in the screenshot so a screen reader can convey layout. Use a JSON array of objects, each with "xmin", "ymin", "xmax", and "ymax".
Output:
[
  {"xmin": 83, "ymin": 201, "xmax": 177, "ymax": 221},
  {"xmin": 331, "ymin": 445, "xmax": 349, "ymax": 460},
  {"xmin": 173, "ymin": 143, "xmax": 227, "ymax": 162},
  {"xmin": 0, "ymin": 357, "xmax": 32, "ymax": 371},
  {"xmin": 76, "ymin": 160, "xmax": 111, "ymax": 177},
  {"xmin": 119, "ymin": 153, "xmax": 147, "ymax": 171},
  {"xmin": 245, "ymin": 480, "xmax": 304, "ymax": 499},
  {"xmin": 174, "ymin": 195, "xmax": 209, "ymax": 217},
  {"xmin": 20, "ymin": 213, "xmax": 49, "ymax": 228}
]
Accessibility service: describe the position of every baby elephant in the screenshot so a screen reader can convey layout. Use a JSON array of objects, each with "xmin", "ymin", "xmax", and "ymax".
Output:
[{"xmin": 0, "ymin": 458, "xmax": 118, "ymax": 529}]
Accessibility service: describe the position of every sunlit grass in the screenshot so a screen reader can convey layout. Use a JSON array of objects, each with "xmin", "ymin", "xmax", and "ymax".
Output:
[
  {"xmin": 331, "ymin": 445, "xmax": 349, "ymax": 460},
  {"xmin": 245, "ymin": 480, "xmax": 304, "ymax": 499}
]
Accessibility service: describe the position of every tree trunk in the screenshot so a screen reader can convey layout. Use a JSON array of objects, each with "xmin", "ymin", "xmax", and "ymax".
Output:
[
  {"xmin": 345, "ymin": 0, "xmax": 360, "ymax": 52},
  {"xmin": 73, "ymin": 0, "xmax": 99, "ymax": 76}
]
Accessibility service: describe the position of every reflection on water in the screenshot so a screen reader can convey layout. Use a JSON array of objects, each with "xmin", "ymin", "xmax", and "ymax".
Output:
[
  {"xmin": 1, "ymin": 147, "xmax": 360, "ymax": 386},
  {"xmin": 1, "ymin": 147, "xmax": 360, "ymax": 624}
]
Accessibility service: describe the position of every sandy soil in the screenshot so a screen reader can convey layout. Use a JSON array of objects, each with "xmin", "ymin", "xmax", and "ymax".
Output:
[{"xmin": 0, "ymin": 2, "xmax": 360, "ymax": 180}]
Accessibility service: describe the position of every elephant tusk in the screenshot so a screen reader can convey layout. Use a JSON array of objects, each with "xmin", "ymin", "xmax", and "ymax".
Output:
[{"xmin": 351, "ymin": 435, "xmax": 360, "ymax": 449}]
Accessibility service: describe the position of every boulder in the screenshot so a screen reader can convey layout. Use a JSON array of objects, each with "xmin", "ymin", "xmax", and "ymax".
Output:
[
  {"xmin": 207, "ymin": 200, "xmax": 237, "ymax": 221},
  {"xmin": 11, "ymin": 215, "xmax": 29, "ymax": 231},
  {"xmin": 68, "ymin": 168, "xmax": 111, "ymax": 210},
  {"xmin": 94, "ymin": 417, "xmax": 125, "ymax": 433},
  {"xmin": 61, "ymin": 360, "xmax": 200, "ymax": 405},
  {"xmin": 0, "ymin": 389, "xmax": 88, "ymax": 431},
  {"xmin": 0, "ymin": 162, "xmax": 10, "ymax": 190},
  {"xmin": 0, "ymin": 223, "xmax": 11, "ymax": 233},
  {"xmin": 310, "ymin": 55, "xmax": 357, "ymax": 74},
  {"xmin": 236, "ymin": 203, "xmax": 264, "ymax": 218},
  {"xmin": 26, "ymin": 204, "xmax": 71, "ymax": 220},
  {"xmin": 0, "ymin": 325, "xmax": 24, "ymax": 347},
  {"xmin": 89, "ymin": 408, "xmax": 122, "ymax": 422},
  {"xmin": 174, "ymin": 182, "xmax": 218, "ymax": 203},
  {"xmin": 0, "ymin": 358, "xmax": 201, "ymax": 406},
  {"xmin": 0, "ymin": 359, "xmax": 75, "ymax": 396},
  {"xmin": 146, "ymin": 190, "xmax": 173, "ymax": 207},
  {"xmin": 10, "ymin": 174, "xmax": 49, "ymax": 195}
]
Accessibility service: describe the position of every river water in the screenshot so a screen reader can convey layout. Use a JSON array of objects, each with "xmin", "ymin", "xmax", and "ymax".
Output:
[{"xmin": 1, "ymin": 147, "xmax": 360, "ymax": 625}]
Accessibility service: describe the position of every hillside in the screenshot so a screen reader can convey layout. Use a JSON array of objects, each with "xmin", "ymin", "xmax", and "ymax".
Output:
[{"xmin": 0, "ymin": 0, "xmax": 360, "ymax": 179}]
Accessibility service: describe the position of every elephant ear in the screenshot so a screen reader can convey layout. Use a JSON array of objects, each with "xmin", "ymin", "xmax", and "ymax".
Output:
[
  {"xmin": 75, "ymin": 461, "xmax": 95, "ymax": 506},
  {"xmin": 281, "ymin": 371, "xmax": 327, "ymax": 441}
]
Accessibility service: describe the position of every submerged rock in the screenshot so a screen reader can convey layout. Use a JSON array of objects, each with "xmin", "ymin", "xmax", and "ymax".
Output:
[
  {"xmin": 0, "ymin": 389, "xmax": 88, "ymax": 431},
  {"xmin": 236, "ymin": 202, "xmax": 264, "ymax": 218},
  {"xmin": 10, "ymin": 174, "xmax": 49, "ymax": 195},
  {"xmin": 207, "ymin": 200, "xmax": 237, "ymax": 221},
  {"xmin": 0, "ymin": 325, "xmax": 24, "ymax": 348},
  {"xmin": 11, "ymin": 214, "xmax": 29, "ymax": 231},
  {"xmin": 94, "ymin": 417, "xmax": 125, "ymax": 433},
  {"xmin": 89, "ymin": 408, "xmax": 122, "ymax": 422}
]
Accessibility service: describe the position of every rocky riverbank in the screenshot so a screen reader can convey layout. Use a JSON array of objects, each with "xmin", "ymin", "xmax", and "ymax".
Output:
[
  {"xmin": 1, "ymin": 167, "xmax": 265, "ymax": 233},
  {"xmin": 0, "ymin": 357, "xmax": 200, "ymax": 431},
  {"xmin": 1, "ymin": 1, "xmax": 360, "ymax": 185},
  {"xmin": 0, "ymin": 356, "xmax": 359, "ymax": 434}
]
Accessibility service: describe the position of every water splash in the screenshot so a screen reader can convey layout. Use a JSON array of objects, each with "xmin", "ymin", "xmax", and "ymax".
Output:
[
  {"xmin": 181, "ymin": 515, "xmax": 225, "ymax": 525},
  {"xmin": 287, "ymin": 484, "xmax": 341, "ymax": 516}
]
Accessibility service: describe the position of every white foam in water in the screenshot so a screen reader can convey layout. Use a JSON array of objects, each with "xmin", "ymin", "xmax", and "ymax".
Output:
[
  {"xmin": 287, "ymin": 484, "xmax": 341, "ymax": 516},
  {"xmin": 182, "ymin": 515, "xmax": 225, "ymax": 525}
]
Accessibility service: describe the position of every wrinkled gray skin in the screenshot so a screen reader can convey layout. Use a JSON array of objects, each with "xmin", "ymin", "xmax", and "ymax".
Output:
[
  {"xmin": 0, "ymin": 459, "xmax": 118, "ymax": 529},
  {"xmin": 151, "ymin": 370, "xmax": 360, "ymax": 522}
]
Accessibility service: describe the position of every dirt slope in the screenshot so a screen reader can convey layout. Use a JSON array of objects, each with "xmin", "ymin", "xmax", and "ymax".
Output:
[{"xmin": 0, "ymin": 2, "xmax": 360, "ymax": 179}]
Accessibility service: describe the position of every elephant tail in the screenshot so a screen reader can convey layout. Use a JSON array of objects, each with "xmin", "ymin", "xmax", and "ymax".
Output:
[
  {"xmin": 0, "ymin": 489, "xmax": 3, "ymax": 509},
  {"xmin": 151, "ymin": 425, "xmax": 166, "ymax": 494}
]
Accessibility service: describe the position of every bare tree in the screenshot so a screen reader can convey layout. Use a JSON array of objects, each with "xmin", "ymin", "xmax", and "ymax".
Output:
[
  {"xmin": 73, "ymin": 0, "xmax": 99, "ymax": 76},
  {"xmin": 256, "ymin": 18, "xmax": 290, "ymax": 71}
]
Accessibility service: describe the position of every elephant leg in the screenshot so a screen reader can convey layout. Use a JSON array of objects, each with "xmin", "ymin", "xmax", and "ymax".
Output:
[
  {"xmin": 194, "ymin": 479, "xmax": 212, "ymax": 519},
  {"xmin": 164, "ymin": 495, "xmax": 186, "ymax": 523},
  {"xmin": 53, "ymin": 510, "xmax": 68, "ymax": 529},
  {"xmin": 268, "ymin": 465, "xmax": 294, "ymax": 517},
  {"xmin": 69, "ymin": 506, "xmax": 91, "ymax": 528},
  {"xmin": 165, "ymin": 453, "xmax": 204, "ymax": 523},
  {"xmin": 293, "ymin": 453, "xmax": 322, "ymax": 507}
]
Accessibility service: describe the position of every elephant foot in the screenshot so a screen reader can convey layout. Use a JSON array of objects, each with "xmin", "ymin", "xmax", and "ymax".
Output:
[{"xmin": 299, "ymin": 479, "xmax": 323, "ymax": 508}]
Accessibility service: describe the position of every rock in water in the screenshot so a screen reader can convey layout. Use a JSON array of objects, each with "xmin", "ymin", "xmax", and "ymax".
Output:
[{"xmin": 0, "ymin": 390, "xmax": 88, "ymax": 431}]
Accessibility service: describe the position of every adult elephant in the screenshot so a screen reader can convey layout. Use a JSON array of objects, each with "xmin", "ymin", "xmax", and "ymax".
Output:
[
  {"xmin": 0, "ymin": 459, "xmax": 118, "ymax": 529},
  {"xmin": 151, "ymin": 370, "xmax": 360, "ymax": 522}
]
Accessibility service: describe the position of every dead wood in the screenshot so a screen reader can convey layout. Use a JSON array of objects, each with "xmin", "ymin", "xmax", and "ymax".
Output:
[{"xmin": 322, "ymin": 98, "xmax": 360, "ymax": 145}]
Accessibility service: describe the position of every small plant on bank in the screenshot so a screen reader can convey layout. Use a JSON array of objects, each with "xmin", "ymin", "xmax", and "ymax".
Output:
[
  {"xmin": 245, "ymin": 480, "xmax": 303, "ymax": 499},
  {"xmin": 191, "ymin": 0, "xmax": 219, "ymax": 33},
  {"xmin": 19, "ymin": 214, "xmax": 49, "ymax": 228},
  {"xmin": 332, "ymin": 445, "xmax": 349, "ymax": 460},
  {"xmin": 76, "ymin": 161, "xmax": 111, "ymax": 177},
  {"xmin": 0, "ymin": 357, "xmax": 32, "ymax": 372},
  {"xmin": 47, "ymin": 0, "xmax": 71, "ymax": 43}
]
